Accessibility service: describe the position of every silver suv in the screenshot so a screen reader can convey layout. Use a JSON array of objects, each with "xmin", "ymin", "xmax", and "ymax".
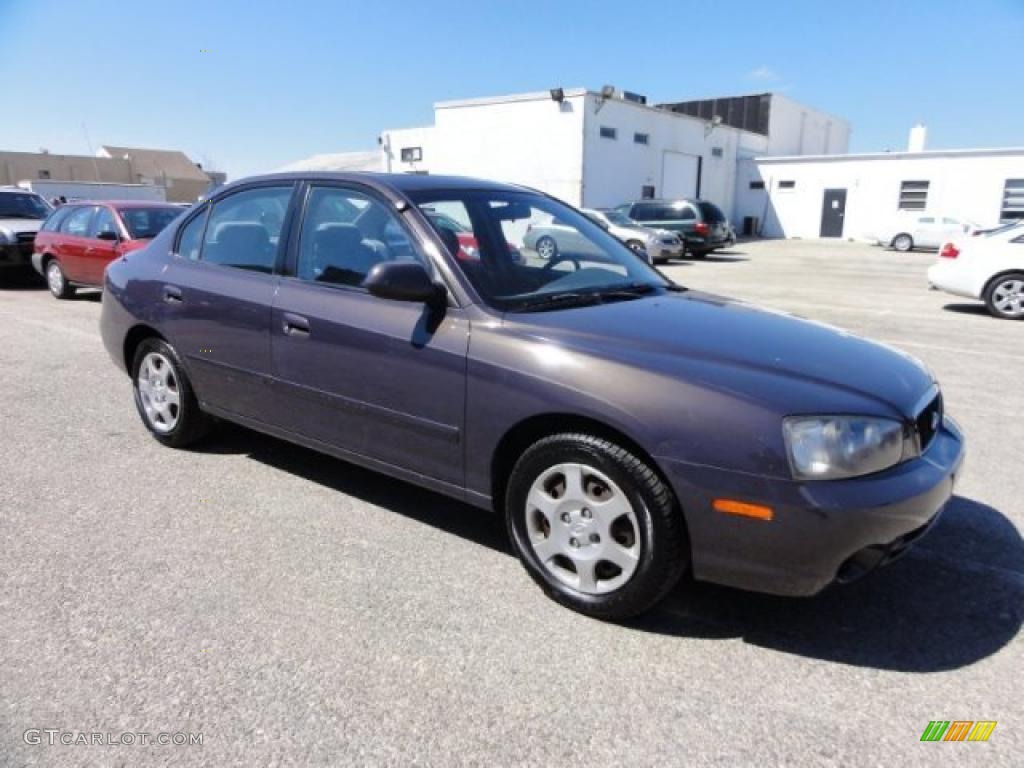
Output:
[{"xmin": 0, "ymin": 188, "xmax": 52, "ymax": 275}]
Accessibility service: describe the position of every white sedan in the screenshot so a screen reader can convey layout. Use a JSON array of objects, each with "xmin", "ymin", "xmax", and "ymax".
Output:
[
  {"xmin": 876, "ymin": 213, "xmax": 979, "ymax": 252},
  {"xmin": 927, "ymin": 222, "xmax": 1024, "ymax": 319}
]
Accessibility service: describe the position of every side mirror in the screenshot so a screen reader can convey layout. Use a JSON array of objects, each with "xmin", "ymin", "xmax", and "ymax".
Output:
[
  {"xmin": 96, "ymin": 230, "xmax": 119, "ymax": 242},
  {"xmin": 363, "ymin": 261, "xmax": 447, "ymax": 307}
]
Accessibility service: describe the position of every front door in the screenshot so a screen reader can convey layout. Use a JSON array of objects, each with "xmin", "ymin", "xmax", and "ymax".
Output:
[
  {"xmin": 820, "ymin": 189, "xmax": 847, "ymax": 238},
  {"xmin": 83, "ymin": 206, "xmax": 120, "ymax": 284},
  {"xmin": 57, "ymin": 205, "xmax": 98, "ymax": 281},
  {"xmin": 270, "ymin": 183, "xmax": 468, "ymax": 485},
  {"xmin": 159, "ymin": 184, "xmax": 296, "ymax": 420}
]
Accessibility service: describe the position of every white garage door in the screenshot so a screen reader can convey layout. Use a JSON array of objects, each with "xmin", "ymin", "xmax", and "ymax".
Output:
[{"xmin": 661, "ymin": 152, "xmax": 699, "ymax": 199}]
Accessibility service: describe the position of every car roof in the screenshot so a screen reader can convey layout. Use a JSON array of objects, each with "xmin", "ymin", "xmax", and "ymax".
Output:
[
  {"xmin": 629, "ymin": 198, "xmax": 705, "ymax": 205},
  {"xmin": 215, "ymin": 171, "xmax": 532, "ymax": 197}
]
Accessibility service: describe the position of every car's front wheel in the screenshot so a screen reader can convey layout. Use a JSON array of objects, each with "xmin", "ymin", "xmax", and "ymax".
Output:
[
  {"xmin": 131, "ymin": 338, "xmax": 211, "ymax": 447},
  {"xmin": 984, "ymin": 272, "xmax": 1024, "ymax": 319},
  {"xmin": 505, "ymin": 433, "xmax": 688, "ymax": 619},
  {"xmin": 45, "ymin": 258, "xmax": 75, "ymax": 299}
]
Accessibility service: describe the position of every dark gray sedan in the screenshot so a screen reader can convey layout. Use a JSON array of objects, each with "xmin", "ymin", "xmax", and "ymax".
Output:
[{"xmin": 100, "ymin": 173, "xmax": 965, "ymax": 619}]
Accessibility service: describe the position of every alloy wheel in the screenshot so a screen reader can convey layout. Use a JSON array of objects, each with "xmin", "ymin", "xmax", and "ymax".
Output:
[
  {"xmin": 136, "ymin": 352, "xmax": 181, "ymax": 433},
  {"xmin": 46, "ymin": 262, "xmax": 64, "ymax": 295},
  {"xmin": 992, "ymin": 278, "xmax": 1024, "ymax": 317},
  {"xmin": 524, "ymin": 462, "xmax": 641, "ymax": 594},
  {"xmin": 536, "ymin": 237, "xmax": 557, "ymax": 260}
]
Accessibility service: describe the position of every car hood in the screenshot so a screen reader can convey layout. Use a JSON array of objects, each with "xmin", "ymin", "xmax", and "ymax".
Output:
[
  {"xmin": 0, "ymin": 217, "xmax": 43, "ymax": 233},
  {"xmin": 612, "ymin": 224, "xmax": 668, "ymax": 240},
  {"xmin": 504, "ymin": 290, "xmax": 934, "ymax": 417}
]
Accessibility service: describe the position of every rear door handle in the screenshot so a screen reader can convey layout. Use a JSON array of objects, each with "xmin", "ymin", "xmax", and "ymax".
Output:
[
  {"xmin": 162, "ymin": 285, "xmax": 183, "ymax": 304},
  {"xmin": 282, "ymin": 312, "xmax": 310, "ymax": 337}
]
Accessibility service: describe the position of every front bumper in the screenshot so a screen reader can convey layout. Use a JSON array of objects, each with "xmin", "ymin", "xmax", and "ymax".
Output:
[{"xmin": 658, "ymin": 416, "xmax": 965, "ymax": 596}]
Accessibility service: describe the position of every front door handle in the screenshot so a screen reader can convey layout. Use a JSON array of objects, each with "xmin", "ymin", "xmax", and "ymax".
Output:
[
  {"xmin": 162, "ymin": 285, "xmax": 183, "ymax": 304},
  {"xmin": 282, "ymin": 312, "xmax": 311, "ymax": 337}
]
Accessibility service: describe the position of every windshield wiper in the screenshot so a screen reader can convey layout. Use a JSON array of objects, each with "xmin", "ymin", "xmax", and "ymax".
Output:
[{"xmin": 512, "ymin": 283, "xmax": 660, "ymax": 312}]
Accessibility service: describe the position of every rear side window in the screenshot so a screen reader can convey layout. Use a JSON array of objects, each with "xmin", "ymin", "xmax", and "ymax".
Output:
[
  {"xmin": 199, "ymin": 186, "xmax": 294, "ymax": 273},
  {"xmin": 41, "ymin": 206, "xmax": 72, "ymax": 232},
  {"xmin": 177, "ymin": 205, "xmax": 208, "ymax": 261},
  {"xmin": 697, "ymin": 202, "xmax": 725, "ymax": 223},
  {"xmin": 61, "ymin": 206, "xmax": 96, "ymax": 237}
]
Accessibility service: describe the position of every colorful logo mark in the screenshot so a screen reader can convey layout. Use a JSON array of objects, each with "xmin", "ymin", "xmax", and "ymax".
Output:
[{"xmin": 920, "ymin": 721, "xmax": 996, "ymax": 742}]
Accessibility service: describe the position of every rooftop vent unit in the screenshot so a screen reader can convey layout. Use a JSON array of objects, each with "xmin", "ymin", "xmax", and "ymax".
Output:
[{"xmin": 621, "ymin": 90, "xmax": 647, "ymax": 105}]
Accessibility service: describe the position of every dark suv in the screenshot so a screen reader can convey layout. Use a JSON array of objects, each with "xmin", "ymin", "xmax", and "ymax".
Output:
[{"xmin": 617, "ymin": 199, "xmax": 733, "ymax": 258}]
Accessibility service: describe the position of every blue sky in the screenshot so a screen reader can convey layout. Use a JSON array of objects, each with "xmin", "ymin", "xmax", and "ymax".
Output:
[{"xmin": 2, "ymin": 0, "xmax": 1021, "ymax": 179}]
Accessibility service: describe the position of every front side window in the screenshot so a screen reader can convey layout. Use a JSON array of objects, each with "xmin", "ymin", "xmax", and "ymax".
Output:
[
  {"xmin": 61, "ymin": 206, "xmax": 96, "ymax": 237},
  {"xmin": 200, "ymin": 186, "xmax": 293, "ymax": 273},
  {"xmin": 409, "ymin": 189, "xmax": 668, "ymax": 312},
  {"xmin": 41, "ymin": 206, "xmax": 72, "ymax": 232},
  {"xmin": 91, "ymin": 208, "xmax": 119, "ymax": 238},
  {"xmin": 296, "ymin": 186, "xmax": 424, "ymax": 287}
]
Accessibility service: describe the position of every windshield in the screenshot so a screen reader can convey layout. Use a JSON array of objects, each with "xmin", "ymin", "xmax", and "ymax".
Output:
[
  {"xmin": 409, "ymin": 190, "xmax": 670, "ymax": 311},
  {"xmin": 117, "ymin": 207, "xmax": 182, "ymax": 239},
  {"xmin": 981, "ymin": 220, "xmax": 1024, "ymax": 237},
  {"xmin": 601, "ymin": 210, "xmax": 637, "ymax": 227},
  {"xmin": 0, "ymin": 192, "xmax": 51, "ymax": 220}
]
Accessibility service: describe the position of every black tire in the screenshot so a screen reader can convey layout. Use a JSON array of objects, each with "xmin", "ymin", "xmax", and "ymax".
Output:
[
  {"xmin": 44, "ymin": 258, "xmax": 75, "ymax": 299},
  {"xmin": 535, "ymin": 235, "xmax": 558, "ymax": 260},
  {"xmin": 505, "ymin": 433, "xmax": 689, "ymax": 620},
  {"xmin": 626, "ymin": 239, "xmax": 645, "ymax": 254},
  {"xmin": 891, "ymin": 233, "xmax": 914, "ymax": 252},
  {"xmin": 983, "ymin": 272, "xmax": 1024, "ymax": 320},
  {"xmin": 131, "ymin": 337, "xmax": 212, "ymax": 447},
  {"xmin": 688, "ymin": 249, "xmax": 708, "ymax": 259}
]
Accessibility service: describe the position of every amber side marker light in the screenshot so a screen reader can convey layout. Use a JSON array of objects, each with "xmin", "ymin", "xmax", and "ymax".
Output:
[{"xmin": 713, "ymin": 499, "xmax": 774, "ymax": 521}]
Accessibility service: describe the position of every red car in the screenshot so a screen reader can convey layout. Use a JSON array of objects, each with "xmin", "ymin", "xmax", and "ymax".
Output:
[{"xmin": 32, "ymin": 200, "xmax": 184, "ymax": 299}]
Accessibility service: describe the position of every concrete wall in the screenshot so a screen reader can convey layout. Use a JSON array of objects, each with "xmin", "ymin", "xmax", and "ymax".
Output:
[
  {"xmin": 765, "ymin": 93, "xmax": 850, "ymax": 156},
  {"xmin": 736, "ymin": 149, "xmax": 1024, "ymax": 240},
  {"xmin": 579, "ymin": 95, "xmax": 768, "ymax": 221}
]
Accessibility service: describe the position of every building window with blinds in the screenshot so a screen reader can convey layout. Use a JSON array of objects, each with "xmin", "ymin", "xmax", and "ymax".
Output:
[
  {"xmin": 898, "ymin": 180, "xmax": 930, "ymax": 210},
  {"xmin": 1000, "ymin": 179, "xmax": 1024, "ymax": 221}
]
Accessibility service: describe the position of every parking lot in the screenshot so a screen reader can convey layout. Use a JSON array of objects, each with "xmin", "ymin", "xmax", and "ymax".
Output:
[{"xmin": 1, "ymin": 239, "xmax": 1020, "ymax": 766}]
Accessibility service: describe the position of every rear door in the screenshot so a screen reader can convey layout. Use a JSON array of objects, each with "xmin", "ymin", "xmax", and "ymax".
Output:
[
  {"xmin": 914, "ymin": 216, "xmax": 939, "ymax": 247},
  {"xmin": 56, "ymin": 205, "xmax": 97, "ymax": 281},
  {"xmin": 159, "ymin": 183, "xmax": 297, "ymax": 419}
]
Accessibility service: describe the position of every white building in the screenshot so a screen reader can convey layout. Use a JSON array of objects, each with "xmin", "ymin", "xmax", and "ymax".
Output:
[
  {"xmin": 380, "ymin": 89, "xmax": 847, "ymax": 219},
  {"xmin": 281, "ymin": 87, "xmax": 1024, "ymax": 242},
  {"xmin": 734, "ymin": 143, "xmax": 1024, "ymax": 240}
]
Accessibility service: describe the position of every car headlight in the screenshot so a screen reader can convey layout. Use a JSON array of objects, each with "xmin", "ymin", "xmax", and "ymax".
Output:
[
  {"xmin": 0, "ymin": 228, "xmax": 13, "ymax": 245},
  {"xmin": 783, "ymin": 415, "xmax": 905, "ymax": 480}
]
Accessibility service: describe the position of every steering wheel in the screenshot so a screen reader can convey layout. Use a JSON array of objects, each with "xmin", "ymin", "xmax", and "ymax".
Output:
[{"xmin": 541, "ymin": 254, "xmax": 581, "ymax": 273}]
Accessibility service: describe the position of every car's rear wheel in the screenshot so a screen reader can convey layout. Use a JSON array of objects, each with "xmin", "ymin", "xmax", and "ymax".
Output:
[
  {"xmin": 131, "ymin": 338, "xmax": 211, "ymax": 447},
  {"xmin": 535, "ymin": 235, "xmax": 558, "ymax": 260},
  {"xmin": 505, "ymin": 433, "xmax": 688, "ymax": 619},
  {"xmin": 45, "ymin": 259, "xmax": 75, "ymax": 299},
  {"xmin": 891, "ymin": 233, "xmax": 914, "ymax": 252},
  {"xmin": 984, "ymin": 272, "xmax": 1024, "ymax": 319}
]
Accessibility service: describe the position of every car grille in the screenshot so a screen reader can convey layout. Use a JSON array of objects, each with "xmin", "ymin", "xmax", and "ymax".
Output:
[
  {"xmin": 659, "ymin": 236, "xmax": 678, "ymax": 244},
  {"xmin": 914, "ymin": 392, "xmax": 943, "ymax": 453}
]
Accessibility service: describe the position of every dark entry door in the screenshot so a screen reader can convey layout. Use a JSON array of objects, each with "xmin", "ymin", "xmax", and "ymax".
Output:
[{"xmin": 820, "ymin": 188, "xmax": 847, "ymax": 238}]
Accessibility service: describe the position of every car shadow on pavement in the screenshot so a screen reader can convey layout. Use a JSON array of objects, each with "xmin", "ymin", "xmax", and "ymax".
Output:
[
  {"xmin": 699, "ymin": 251, "xmax": 748, "ymax": 263},
  {"xmin": 199, "ymin": 423, "xmax": 513, "ymax": 554},
  {"xmin": 637, "ymin": 495, "xmax": 1023, "ymax": 672},
  {"xmin": 941, "ymin": 302, "xmax": 990, "ymax": 316},
  {"xmin": 0, "ymin": 269, "xmax": 45, "ymax": 290},
  {"xmin": 195, "ymin": 425, "xmax": 1021, "ymax": 672}
]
